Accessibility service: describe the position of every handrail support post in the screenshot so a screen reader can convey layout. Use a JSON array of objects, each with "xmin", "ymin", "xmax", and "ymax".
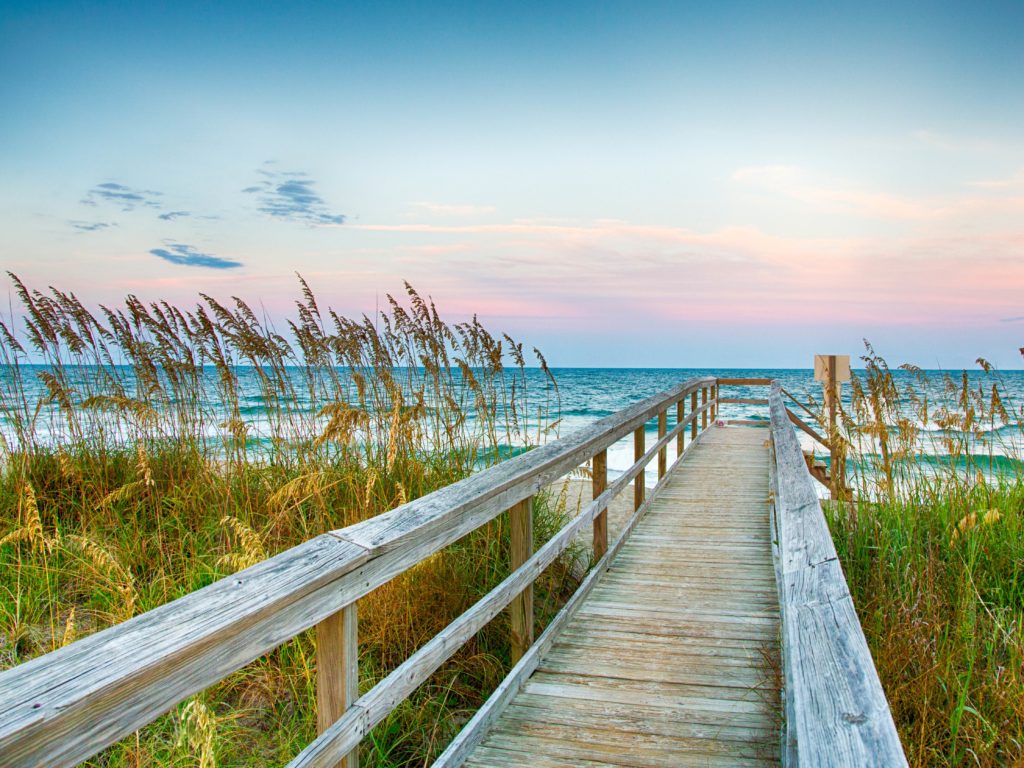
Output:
[
  {"xmin": 633, "ymin": 426, "xmax": 645, "ymax": 511},
  {"xmin": 657, "ymin": 410, "xmax": 667, "ymax": 479},
  {"xmin": 690, "ymin": 391, "xmax": 698, "ymax": 440},
  {"xmin": 676, "ymin": 399, "xmax": 685, "ymax": 457},
  {"xmin": 510, "ymin": 496, "xmax": 534, "ymax": 663},
  {"xmin": 592, "ymin": 450, "xmax": 608, "ymax": 560},
  {"xmin": 316, "ymin": 603, "xmax": 359, "ymax": 768}
]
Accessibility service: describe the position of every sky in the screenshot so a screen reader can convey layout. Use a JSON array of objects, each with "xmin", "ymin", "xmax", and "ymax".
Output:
[{"xmin": 2, "ymin": 0, "xmax": 1023, "ymax": 368}]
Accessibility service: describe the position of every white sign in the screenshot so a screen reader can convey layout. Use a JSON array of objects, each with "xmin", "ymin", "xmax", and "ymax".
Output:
[{"xmin": 814, "ymin": 354, "xmax": 850, "ymax": 384}]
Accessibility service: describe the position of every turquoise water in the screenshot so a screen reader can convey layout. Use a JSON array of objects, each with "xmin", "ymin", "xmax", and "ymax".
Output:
[
  {"xmin": 549, "ymin": 368, "xmax": 1024, "ymax": 478},
  {"xmin": 3, "ymin": 365, "xmax": 1022, "ymax": 482}
]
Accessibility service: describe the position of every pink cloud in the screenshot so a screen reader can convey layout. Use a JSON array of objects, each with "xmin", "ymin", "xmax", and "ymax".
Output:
[{"xmin": 732, "ymin": 165, "xmax": 1024, "ymax": 222}]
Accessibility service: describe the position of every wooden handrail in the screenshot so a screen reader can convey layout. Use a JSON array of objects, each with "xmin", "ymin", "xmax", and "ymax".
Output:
[
  {"xmin": 767, "ymin": 383, "xmax": 905, "ymax": 766},
  {"xmin": 780, "ymin": 385, "xmax": 820, "ymax": 423},
  {"xmin": 717, "ymin": 397, "xmax": 769, "ymax": 406},
  {"xmin": 787, "ymin": 408, "xmax": 830, "ymax": 449},
  {"xmin": 432, "ymin": 405, "xmax": 713, "ymax": 767},
  {"xmin": 0, "ymin": 376, "xmax": 716, "ymax": 768},
  {"xmin": 290, "ymin": 398, "xmax": 714, "ymax": 765},
  {"xmin": 716, "ymin": 377, "xmax": 773, "ymax": 386}
]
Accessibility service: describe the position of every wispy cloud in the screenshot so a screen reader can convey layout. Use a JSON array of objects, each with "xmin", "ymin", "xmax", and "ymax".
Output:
[
  {"xmin": 1001, "ymin": 316, "xmax": 1024, "ymax": 323},
  {"xmin": 81, "ymin": 182, "xmax": 162, "ymax": 211},
  {"xmin": 411, "ymin": 201, "xmax": 496, "ymax": 217},
  {"xmin": 344, "ymin": 214, "xmax": 1024, "ymax": 333},
  {"xmin": 732, "ymin": 164, "xmax": 1024, "ymax": 223},
  {"xmin": 149, "ymin": 243, "xmax": 242, "ymax": 270},
  {"xmin": 69, "ymin": 220, "xmax": 115, "ymax": 232},
  {"xmin": 911, "ymin": 130, "xmax": 1010, "ymax": 154},
  {"xmin": 243, "ymin": 166, "xmax": 345, "ymax": 225},
  {"xmin": 732, "ymin": 165, "xmax": 943, "ymax": 220},
  {"xmin": 158, "ymin": 210, "xmax": 191, "ymax": 221},
  {"xmin": 968, "ymin": 169, "xmax": 1024, "ymax": 189}
]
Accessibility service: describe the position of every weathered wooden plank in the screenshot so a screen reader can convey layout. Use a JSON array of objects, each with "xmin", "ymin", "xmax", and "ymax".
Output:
[
  {"xmin": 487, "ymin": 721, "xmax": 774, "ymax": 765},
  {"xmin": 509, "ymin": 497, "xmax": 534, "ymax": 663},
  {"xmin": 316, "ymin": 603, "xmax": 359, "ymax": 768},
  {"xmin": 634, "ymin": 425, "xmax": 646, "ymax": 510},
  {"xmin": 788, "ymin": 408, "xmax": 830, "ymax": 449},
  {"xmin": 433, "ymin": 424, "xmax": 714, "ymax": 768},
  {"xmin": 768, "ymin": 383, "xmax": 906, "ymax": 767},
  {"xmin": 0, "ymin": 376, "xmax": 717, "ymax": 768},
  {"xmin": 591, "ymin": 448, "xmax": 607, "ymax": 560},
  {"xmin": 291, "ymin": 469, "xmax": 624, "ymax": 765},
  {"xmin": 0, "ymin": 534, "xmax": 371, "ymax": 768},
  {"xmin": 505, "ymin": 697, "xmax": 778, "ymax": 745},
  {"xmin": 657, "ymin": 409, "xmax": 667, "ymax": 479},
  {"xmin": 527, "ymin": 671, "xmax": 781, "ymax": 712},
  {"xmin": 677, "ymin": 398, "xmax": 685, "ymax": 457},
  {"xmin": 454, "ymin": 426, "xmax": 781, "ymax": 767},
  {"xmin": 332, "ymin": 377, "xmax": 716, "ymax": 556}
]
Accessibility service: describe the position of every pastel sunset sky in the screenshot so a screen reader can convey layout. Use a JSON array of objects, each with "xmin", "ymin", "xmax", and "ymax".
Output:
[{"xmin": 2, "ymin": 1, "xmax": 1023, "ymax": 367}]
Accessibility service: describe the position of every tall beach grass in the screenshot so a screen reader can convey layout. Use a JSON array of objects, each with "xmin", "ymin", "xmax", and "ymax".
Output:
[
  {"xmin": 0, "ymin": 275, "xmax": 577, "ymax": 766},
  {"xmin": 825, "ymin": 344, "xmax": 1024, "ymax": 767}
]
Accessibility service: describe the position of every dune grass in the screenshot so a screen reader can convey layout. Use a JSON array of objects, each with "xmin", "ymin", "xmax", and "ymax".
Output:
[
  {"xmin": 3, "ymin": 275, "xmax": 1023, "ymax": 766},
  {"xmin": 0, "ymin": 275, "xmax": 578, "ymax": 766},
  {"xmin": 824, "ymin": 346, "xmax": 1024, "ymax": 767}
]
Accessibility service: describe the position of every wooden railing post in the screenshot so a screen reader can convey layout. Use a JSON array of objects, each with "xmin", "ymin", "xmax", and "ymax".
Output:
[
  {"xmin": 676, "ymin": 399, "xmax": 685, "ymax": 457},
  {"xmin": 633, "ymin": 426, "xmax": 645, "ymax": 511},
  {"xmin": 510, "ymin": 496, "xmax": 534, "ymax": 663},
  {"xmin": 711, "ymin": 383, "xmax": 718, "ymax": 421},
  {"xmin": 701, "ymin": 387, "xmax": 708, "ymax": 430},
  {"xmin": 690, "ymin": 391, "xmax": 698, "ymax": 440},
  {"xmin": 592, "ymin": 450, "xmax": 608, "ymax": 561},
  {"xmin": 316, "ymin": 603, "xmax": 359, "ymax": 768},
  {"xmin": 657, "ymin": 410, "xmax": 667, "ymax": 479},
  {"xmin": 827, "ymin": 354, "xmax": 840, "ymax": 501}
]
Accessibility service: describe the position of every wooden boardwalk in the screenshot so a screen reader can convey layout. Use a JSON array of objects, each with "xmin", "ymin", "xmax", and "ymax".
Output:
[
  {"xmin": 464, "ymin": 426, "xmax": 782, "ymax": 767},
  {"xmin": 1, "ymin": 379, "xmax": 906, "ymax": 768}
]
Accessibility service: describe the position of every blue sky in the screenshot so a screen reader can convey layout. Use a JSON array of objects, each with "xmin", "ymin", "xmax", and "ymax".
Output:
[{"xmin": 2, "ymin": 1, "xmax": 1023, "ymax": 367}]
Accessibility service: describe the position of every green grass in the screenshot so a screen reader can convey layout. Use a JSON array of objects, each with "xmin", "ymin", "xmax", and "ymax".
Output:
[
  {"xmin": 825, "ymin": 346, "xmax": 1024, "ymax": 767},
  {"xmin": 0, "ymin": 276, "xmax": 577, "ymax": 766}
]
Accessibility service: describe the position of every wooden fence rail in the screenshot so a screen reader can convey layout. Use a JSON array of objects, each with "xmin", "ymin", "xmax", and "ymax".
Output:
[
  {"xmin": 767, "ymin": 383, "xmax": 906, "ymax": 766},
  {"xmin": 0, "ymin": 377, "xmax": 717, "ymax": 768}
]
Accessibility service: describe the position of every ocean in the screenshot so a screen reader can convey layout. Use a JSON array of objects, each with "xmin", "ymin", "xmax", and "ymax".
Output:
[
  {"xmin": 3, "ymin": 365, "xmax": 1022, "ymax": 483},
  {"xmin": 549, "ymin": 368, "xmax": 1024, "ymax": 480}
]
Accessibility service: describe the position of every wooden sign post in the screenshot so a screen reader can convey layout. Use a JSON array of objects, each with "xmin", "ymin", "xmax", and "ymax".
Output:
[{"xmin": 813, "ymin": 354, "xmax": 850, "ymax": 500}]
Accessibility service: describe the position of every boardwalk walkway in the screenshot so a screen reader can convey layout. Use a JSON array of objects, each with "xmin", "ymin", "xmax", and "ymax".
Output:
[
  {"xmin": 1, "ymin": 379, "xmax": 906, "ymax": 768},
  {"xmin": 464, "ymin": 427, "xmax": 782, "ymax": 767}
]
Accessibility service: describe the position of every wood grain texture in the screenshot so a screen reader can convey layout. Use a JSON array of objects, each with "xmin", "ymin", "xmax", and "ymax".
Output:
[
  {"xmin": 769, "ymin": 384, "xmax": 906, "ymax": 767},
  {"xmin": 0, "ymin": 534, "xmax": 371, "ymax": 768},
  {"xmin": 691, "ymin": 391, "xmax": 698, "ymax": 440},
  {"xmin": 592, "ymin": 449, "xmax": 608, "ymax": 560},
  {"xmin": 657, "ymin": 410, "xmax": 667, "ymax": 479},
  {"xmin": 316, "ymin": 604, "xmax": 359, "ymax": 768},
  {"xmin": 676, "ymin": 399, "xmax": 685, "ymax": 457},
  {"xmin": 634, "ymin": 426, "xmax": 646, "ymax": 511},
  {"xmin": 787, "ymin": 409, "xmax": 830, "ymax": 449},
  {"xmin": 510, "ymin": 497, "xmax": 534, "ymax": 663},
  {"xmin": 0, "ymin": 376, "xmax": 716, "ymax": 768},
  {"xmin": 292, "ymin": 428, "xmax": 696, "ymax": 768},
  {"xmin": 455, "ymin": 426, "xmax": 783, "ymax": 767}
]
